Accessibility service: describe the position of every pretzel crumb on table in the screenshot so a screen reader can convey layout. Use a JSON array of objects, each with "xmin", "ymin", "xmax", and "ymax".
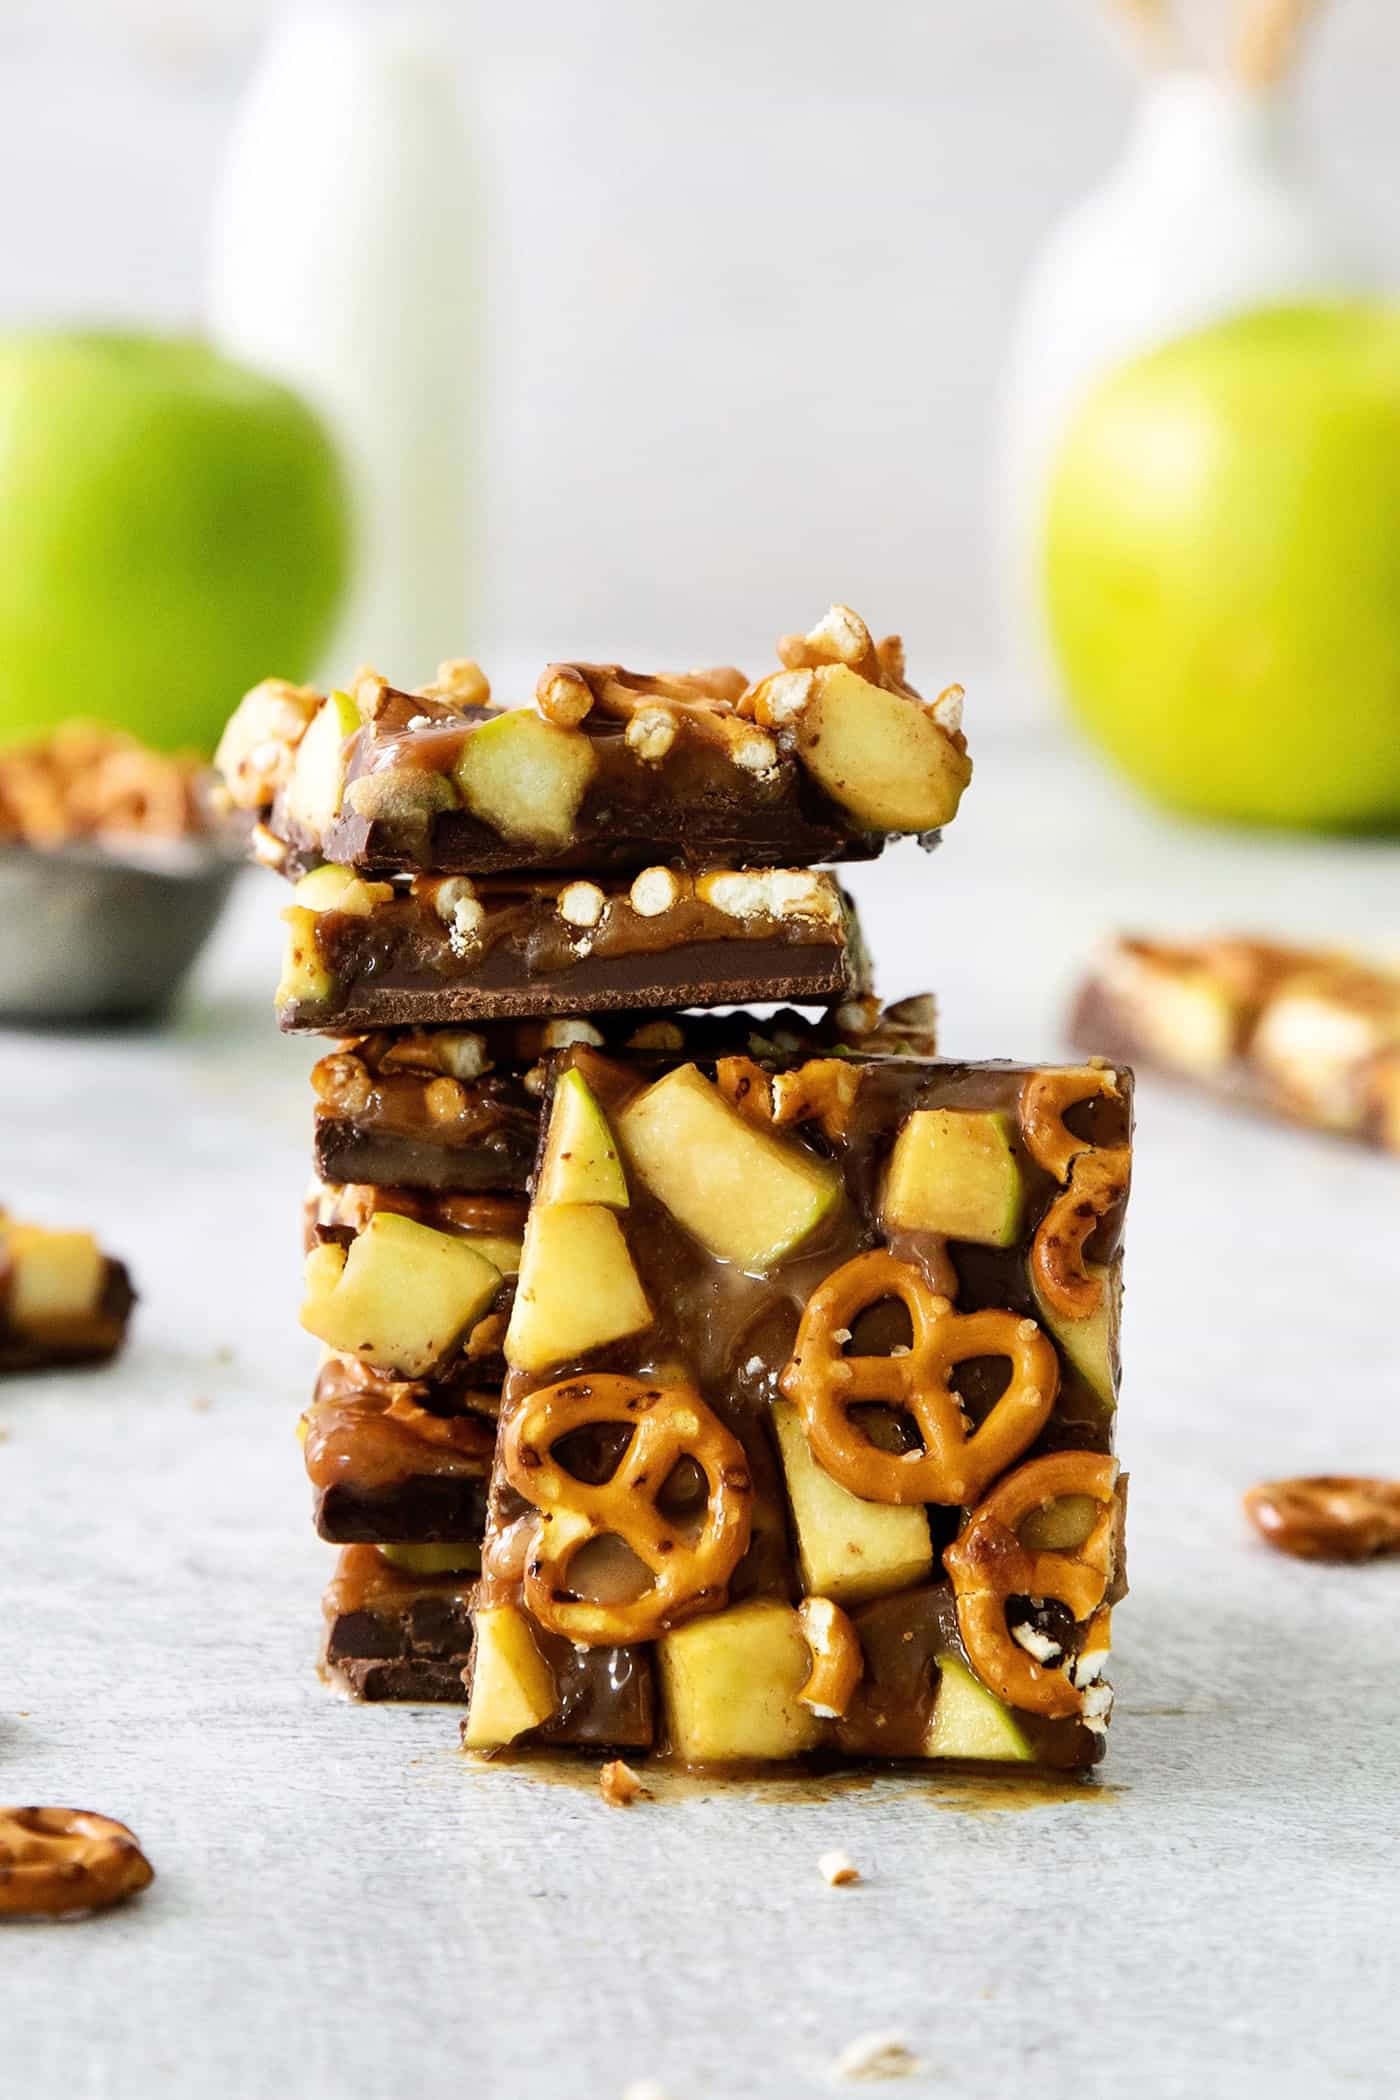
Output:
[
  {"xmin": 818, "ymin": 1849, "xmax": 861, "ymax": 1887},
  {"xmin": 832, "ymin": 2032, "xmax": 923, "ymax": 2083},
  {"xmin": 599, "ymin": 1759, "xmax": 651, "ymax": 1807}
]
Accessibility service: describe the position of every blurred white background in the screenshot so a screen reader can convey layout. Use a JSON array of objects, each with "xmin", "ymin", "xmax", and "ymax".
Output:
[{"xmin": 4, "ymin": 0, "xmax": 1398, "ymax": 682}]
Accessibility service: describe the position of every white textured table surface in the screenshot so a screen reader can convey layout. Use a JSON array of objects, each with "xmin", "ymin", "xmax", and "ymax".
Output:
[{"xmin": 3, "ymin": 729, "xmax": 1398, "ymax": 2100}]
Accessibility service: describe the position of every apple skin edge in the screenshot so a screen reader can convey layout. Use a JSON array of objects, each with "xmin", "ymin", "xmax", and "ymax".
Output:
[
  {"xmin": 0, "ymin": 331, "xmax": 351, "ymax": 755},
  {"xmin": 1044, "ymin": 302, "xmax": 1400, "ymax": 833}
]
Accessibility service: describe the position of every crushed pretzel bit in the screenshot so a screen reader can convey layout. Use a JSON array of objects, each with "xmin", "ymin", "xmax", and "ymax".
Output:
[
  {"xmin": 818, "ymin": 1848, "xmax": 861, "ymax": 1887},
  {"xmin": 833, "ymin": 2032, "xmax": 924, "ymax": 2083},
  {"xmin": 599, "ymin": 1758, "xmax": 651, "ymax": 1807}
]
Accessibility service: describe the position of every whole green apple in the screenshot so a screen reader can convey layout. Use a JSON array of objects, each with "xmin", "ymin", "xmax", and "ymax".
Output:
[
  {"xmin": 1044, "ymin": 304, "xmax": 1400, "ymax": 830},
  {"xmin": 0, "ymin": 331, "xmax": 349, "ymax": 754}
]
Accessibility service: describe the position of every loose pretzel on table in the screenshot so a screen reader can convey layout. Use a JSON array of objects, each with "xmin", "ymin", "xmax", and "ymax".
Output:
[
  {"xmin": 501, "ymin": 1374, "xmax": 753, "ymax": 1646},
  {"xmin": 944, "ymin": 1450, "xmax": 1118, "ymax": 1719},
  {"xmin": 0, "ymin": 1807, "xmax": 154, "ymax": 1918},
  {"xmin": 779, "ymin": 1251, "xmax": 1059, "ymax": 1508}
]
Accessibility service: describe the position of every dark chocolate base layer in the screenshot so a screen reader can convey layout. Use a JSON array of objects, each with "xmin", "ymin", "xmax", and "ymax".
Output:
[
  {"xmin": 309, "ymin": 801, "xmax": 881, "ymax": 882},
  {"xmin": 313, "ymin": 1124, "xmax": 534, "ymax": 1195},
  {"xmin": 283, "ymin": 936, "xmax": 862, "ymax": 1031},
  {"xmin": 314, "ymin": 1476, "xmax": 491, "ymax": 1546},
  {"xmin": 325, "ymin": 1557, "xmax": 477, "ymax": 1705},
  {"xmin": 333, "ymin": 1655, "xmax": 472, "ymax": 1701}
]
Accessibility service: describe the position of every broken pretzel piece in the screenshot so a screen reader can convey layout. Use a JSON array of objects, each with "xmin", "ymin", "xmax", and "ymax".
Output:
[{"xmin": 598, "ymin": 1759, "xmax": 651, "ymax": 1807}]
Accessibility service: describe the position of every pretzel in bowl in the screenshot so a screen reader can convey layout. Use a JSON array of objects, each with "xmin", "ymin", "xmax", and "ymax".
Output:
[
  {"xmin": 944, "ymin": 1451, "xmax": 1119, "ymax": 1718},
  {"xmin": 501, "ymin": 1374, "xmax": 753, "ymax": 1645},
  {"xmin": 0, "ymin": 1807, "xmax": 154, "ymax": 1918},
  {"xmin": 1020, "ymin": 1067, "xmax": 1130, "ymax": 1324},
  {"xmin": 779, "ymin": 1251, "xmax": 1058, "ymax": 1507}
]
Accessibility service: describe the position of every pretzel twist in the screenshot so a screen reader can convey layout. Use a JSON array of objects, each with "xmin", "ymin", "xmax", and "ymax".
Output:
[
  {"xmin": 1021, "ymin": 1068, "xmax": 1130, "ymax": 1322},
  {"xmin": 944, "ymin": 1451, "xmax": 1119, "ymax": 1719},
  {"xmin": 1019, "ymin": 1066, "xmax": 1122, "ymax": 1182},
  {"xmin": 779, "ymin": 1252, "xmax": 1058, "ymax": 1507},
  {"xmin": 502, "ymin": 1374, "xmax": 753, "ymax": 1645}
]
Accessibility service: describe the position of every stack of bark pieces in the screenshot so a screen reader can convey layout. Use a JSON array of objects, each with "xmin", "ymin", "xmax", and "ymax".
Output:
[
  {"xmin": 216, "ymin": 603, "xmax": 962, "ymax": 1697},
  {"xmin": 216, "ymin": 605, "xmax": 1133, "ymax": 1776}
]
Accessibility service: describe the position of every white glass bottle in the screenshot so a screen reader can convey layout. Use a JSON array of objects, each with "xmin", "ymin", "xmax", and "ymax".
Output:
[{"xmin": 207, "ymin": 6, "xmax": 476, "ymax": 685}]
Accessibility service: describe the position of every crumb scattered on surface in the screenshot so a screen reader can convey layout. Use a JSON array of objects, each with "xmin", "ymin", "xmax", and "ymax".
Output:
[
  {"xmin": 621, "ymin": 2081, "xmax": 672, "ymax": 2100},
  {"xmin": 213, "ymin": 1345, "xmax": 235, "ymax": 1364},
  {"xmin": 190, "ymin": 1395, "xmax": 212, "ymax": 1413},
  {"xmin": 599, "ymin": 1759, "xmax": 650, "ymax": 1807},
  {"xmin": 819, "ymin": 1848, "xmax": 861, "ymax": 1886},
  {"xmin": 833, "ymin": 2032, "xmax": 923, "ymax": 2083},
  {"xmin": 0, "ymin": 1428, "xmax": 10, "ymax": 1443}
]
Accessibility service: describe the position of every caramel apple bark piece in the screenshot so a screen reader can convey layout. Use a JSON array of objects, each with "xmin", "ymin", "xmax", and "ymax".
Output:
[
  {"xmin": 275, "ymin": 865, "xmax": 866, "ymax": 1031},
  {"xmin": 1073, "ymin": 933, "xmax": 1400, "ymax": 1152},
  {"xmin": 0, "ymin": 1212, "xmax": 135, "ymax": 1373},
  {"xmin": 309, "ymin": 1000, "xmax": 935, "ymax": 1197},
  {"xmin": 214, "ymin": 609, "xmax": 969, "ymax": 877},
  {"xmin": 469, "ymin": 1047, "xmax": 1132, "ymax": 1771}
]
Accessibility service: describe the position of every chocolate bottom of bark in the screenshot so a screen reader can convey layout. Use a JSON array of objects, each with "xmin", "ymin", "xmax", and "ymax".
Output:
[
  {"xmin": 304, "ymin": 1384, "xmax": 495, "ymax": 1545},
  {"xmin": 315, "ymin": 1124, "xmax": 534, "ymax": 1194},
  {"xmin": 0, "ymin": 1259, "xmax": 135, "ymax": 1373},
  {"xmin": 324, "ymin": 1546, "xmax": 476, "ymax": 1704},
  {"xmin": 313, "ymin": 800, "xmax": 879, "ymax": 882},
  {"xmin": 333, "ymin": 1656, "xmax": 471, "ymax": 1701},
  {"xmin": 284, "ymin": 934, "xmax": 864, "ymax": 1031},
  {"xmin": 315, "ymin": 1477, "xmax": 491, "ymax": 1546}
]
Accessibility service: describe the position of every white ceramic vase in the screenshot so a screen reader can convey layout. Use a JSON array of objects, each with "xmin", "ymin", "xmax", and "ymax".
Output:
[
  {"xmin": 995, "ymin": 68, "xmax": 1370, "ymax": 694},
  {"xmin": 207, "ymin": 7, "xmax": 477, "ymax": 687}
]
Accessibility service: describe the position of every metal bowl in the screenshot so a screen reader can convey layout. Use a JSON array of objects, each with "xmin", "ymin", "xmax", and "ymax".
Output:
[{"xmin": 0, "ymin": 840, "xmax": 241, "ymax": 1025}]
